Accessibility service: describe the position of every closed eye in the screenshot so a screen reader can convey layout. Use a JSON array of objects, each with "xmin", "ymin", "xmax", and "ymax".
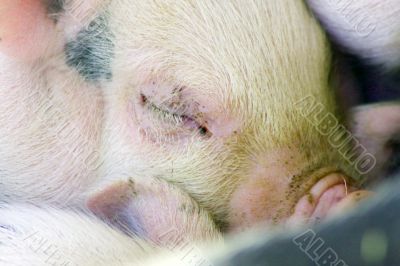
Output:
[{"xmin": 140, "ymin": 94, "xmax": 211, "ymax": 138}]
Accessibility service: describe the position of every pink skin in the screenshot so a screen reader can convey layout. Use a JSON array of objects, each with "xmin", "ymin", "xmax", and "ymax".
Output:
[
  {"xmin": 0, "ymin": 0, "xmax": 57, "ymax": 61},
  {"xmin": 87, "ymin": 179, "xmax": 221, "ymax": 246},
  {"xmin": 231, "ymin": 170, "xmax": 370, "ymax": 231}
]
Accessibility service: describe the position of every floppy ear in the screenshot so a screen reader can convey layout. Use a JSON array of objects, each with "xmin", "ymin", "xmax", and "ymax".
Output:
[
  {"xmin": 349, "ymin": 102, "xmax": 400, "ymax": 185},
  {"xmin": 86, "ymin": 178, "xmax": 221, "ymax": 247},
  {"xmin": 0, "ymin": 0, "xmax": 60, "ymax": 61}
]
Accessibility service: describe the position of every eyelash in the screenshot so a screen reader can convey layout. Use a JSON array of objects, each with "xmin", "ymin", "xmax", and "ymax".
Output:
[
  {"xmin": 149, "ymin": 101, "xmax": 185, "ymax": 124},
  {"xmin": 141, "ymin": 94, "xmax": 210, "ymax": 137}
]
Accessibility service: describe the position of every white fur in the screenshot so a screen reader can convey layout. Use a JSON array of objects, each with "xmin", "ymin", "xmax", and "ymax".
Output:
[
  {"xmin": 308, "ymin": 0, "xmax": 400, "ymax": 68},
  {"xmin": 0, "ymin": 205, "xmax": 154, "ymax": 265},
  {"xmin": 0, "ymin": 205, "xmax": 222, "ymax": 266}
]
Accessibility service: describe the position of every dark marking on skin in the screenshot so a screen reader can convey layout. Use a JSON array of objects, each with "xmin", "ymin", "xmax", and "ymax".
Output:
[
  {"xmin": 109, "ymin": 207, "xmax": 148, "ymax": 239},
  {"xmin": 44, "ymin": 0, "xmax": 65, "ymax": 22},
  {"xmin": 65, "ymin": 14, "xmax": 114, "ymax": 83}
]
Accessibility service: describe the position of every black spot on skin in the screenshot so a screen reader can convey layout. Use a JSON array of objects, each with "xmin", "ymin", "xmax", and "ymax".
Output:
[
  {"xmin": 44, "ymin": 0, "xmax": 65, "ymax": 22},
  {"xmin": 65, "ymin": 15, "xmax": 114, "ymax": 83}
]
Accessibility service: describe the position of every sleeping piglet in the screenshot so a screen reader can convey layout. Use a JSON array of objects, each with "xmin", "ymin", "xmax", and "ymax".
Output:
[{"xmin": 0, "ymin": 1, "xmax": 376, "ymax": 262}]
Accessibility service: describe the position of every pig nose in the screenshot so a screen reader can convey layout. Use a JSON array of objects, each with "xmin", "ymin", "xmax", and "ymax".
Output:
[{"xmin": 288, "ymin": 173, "xmax": 373, "ymax": 227}]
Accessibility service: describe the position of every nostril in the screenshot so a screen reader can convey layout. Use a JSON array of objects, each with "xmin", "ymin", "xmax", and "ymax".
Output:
[{"xmin": 385, "ymin": 137, "xmax": 400, "ymax": 177}]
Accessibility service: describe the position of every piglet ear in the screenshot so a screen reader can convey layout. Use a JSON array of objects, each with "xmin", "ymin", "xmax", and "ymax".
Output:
[
  {"xmin": 86, "ymin": 178, "xmax": 221, "ymax": 247},
  {"xmin": 0, "ymin": 0, "xmax": 58, "ymax": 61},
  {"xmin": 350, "ymin": 102, "xmax": 400, "ymax": 185},
  {"xmin": 86, "ymin": 180, "xmax": 146, "ymax": 237}
]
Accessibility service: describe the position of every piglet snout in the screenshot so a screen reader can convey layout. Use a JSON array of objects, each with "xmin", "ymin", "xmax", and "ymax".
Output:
[{"xmin": 289, "ymin": 173, "xmax": 372, "ymax": 226}]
